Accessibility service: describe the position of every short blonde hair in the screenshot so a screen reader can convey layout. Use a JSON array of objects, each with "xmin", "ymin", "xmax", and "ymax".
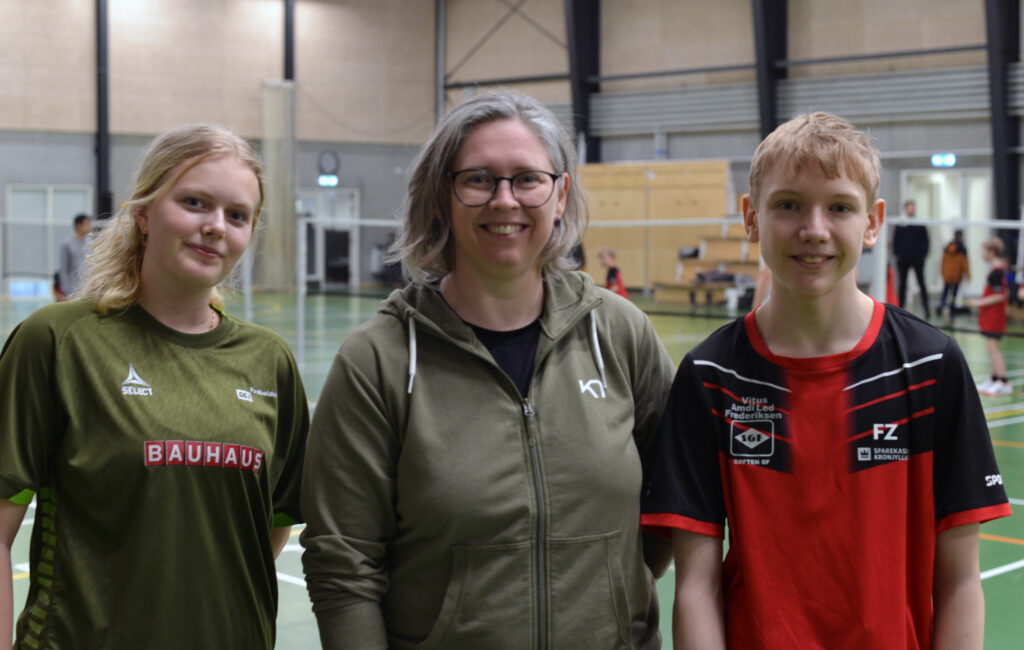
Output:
[
  {"xmin": 79, "ymin": 124, "xmax": 264, "ymax": 313},
  {"xmin": 983, "ymin": 236, "xmax": 1005, "ymax": 258},
  {"xmin": 749, "ymin": 112, "xmax": 881, "ymax": 205},
  {"xmin": 391, "ymin": 90, "xmax": 587, "ymax": 285}
]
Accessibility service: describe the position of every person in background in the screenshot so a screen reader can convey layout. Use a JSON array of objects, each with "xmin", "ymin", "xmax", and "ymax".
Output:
[
  {"xmin": 970, "ymin": 237, "xmax": 1011, "ymax": 396},
  {"xmin": 301, "ymin": 90, "xmax": 673, "ymax": 649},
  {"xmin": 0, "ymin": 124, "xmax": 308, "ymax": 650},
  {"xmin": 55, "ymin": 213, "xmax": 92, "ymax": 301},
  {"xmin": 642, "ymin": 112, "xmax": 1010, "ymax": 649},
  {"xmin": 597, "ymin": 246, "xmax": 630, "ymax": 299},
  {"xmin": 893, "ymin": 199, "xmax": 931, "ymax": 318},
  {"xmin": 938, "ymin": 229, "xmax": 970, "ymax": 323}
]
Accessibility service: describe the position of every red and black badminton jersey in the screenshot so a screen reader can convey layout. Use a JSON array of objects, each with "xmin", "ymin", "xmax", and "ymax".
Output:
[
  {"xmin": 979, "ymin": 266, "xmax": 1007, "ymax": 334},
  {"xmin": 642, "ymin": 300, "xmax": 1011, "ymax": 650}
]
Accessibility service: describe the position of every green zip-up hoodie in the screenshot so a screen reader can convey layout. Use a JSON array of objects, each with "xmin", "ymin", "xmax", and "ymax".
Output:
[{"xmin": 302, "ymin": 271, "xmax": 674, "ymax": 649}]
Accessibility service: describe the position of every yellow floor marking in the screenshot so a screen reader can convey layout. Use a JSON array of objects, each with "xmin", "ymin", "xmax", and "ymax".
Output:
[
  {"xmin": 981, "ymin": 533, "xmax": 1024, "ymax": 547},
  {"xmin": 13, "ymin": 572, "xmax": 28, "ymax": 580},
  {"xmin": 987, "ymin": 407, "xmax": 1024, "ymax": 418},
  {"xmin": 991, "ymin": 439, "xmax": 1024, "ymax": 448}
]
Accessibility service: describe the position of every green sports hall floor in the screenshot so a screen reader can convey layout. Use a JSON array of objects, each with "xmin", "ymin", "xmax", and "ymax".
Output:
[{"xmin": 2, "ymin": 290, "xmax": 1021, "ymax": 649}]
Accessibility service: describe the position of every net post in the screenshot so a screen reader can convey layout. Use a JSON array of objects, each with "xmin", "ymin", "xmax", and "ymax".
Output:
[{"xmin": 296, "ymin": 217, "xmax": 308, "ymax": 369}]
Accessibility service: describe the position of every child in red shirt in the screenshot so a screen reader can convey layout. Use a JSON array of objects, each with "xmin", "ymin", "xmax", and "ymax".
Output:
[
  {"xmin": 970, "ymin": 237, "xmax": 1010, "ymax": 395},
  {"xmin": 597, "ymin": 247, "xmax": 629, "ymax": 299}
]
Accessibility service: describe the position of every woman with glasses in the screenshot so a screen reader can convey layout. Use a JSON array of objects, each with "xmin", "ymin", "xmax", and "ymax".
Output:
[{"xmin": 301, "ymin": 90, "xmax": 674, "ymax": 649}]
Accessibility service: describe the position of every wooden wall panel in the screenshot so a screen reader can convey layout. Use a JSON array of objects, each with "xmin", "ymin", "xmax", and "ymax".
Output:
[
  {"xmin": 579, "ymin": 159, "xmax": 732, "ymax": 287},
  {"xmin": 0, "ymin": 0, "xmax": 94, "ymax": 132},
  {"xmin": 601, "ymin": 0, "xmax": 755, "ymax": 91}
]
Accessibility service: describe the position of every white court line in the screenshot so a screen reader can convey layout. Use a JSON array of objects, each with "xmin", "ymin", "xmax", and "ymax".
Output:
[
  {"xmin": 1010, "ymin": 498, "xmax": 1024, "ymax": 506},
  {"xmin": 281, "ymin": 543, "xmax": 302, "ymax": 553},
  {"xmin": 983, "ymin": 401, "xmax": 1024, "ymax": 415},
  {"xmin": 981, "ymin": 558, "xmax": 1024, "ymax": 581},
  {"xmin": 987, "ymin": 414, "xmax": 1024, "ymax": 429},
  {"xmin": 14, "ymin": 563, "xmax": 29, "ymax": 573},
  {"xmin": 19, "ymin": 519, "xmax": 33, "ymax": 527}
]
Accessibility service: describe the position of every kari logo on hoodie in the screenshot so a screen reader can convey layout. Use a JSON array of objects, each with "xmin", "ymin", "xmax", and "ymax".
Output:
[{"xmin": 579, "ymin": 378, "xmax": 606, "ymax": 399}]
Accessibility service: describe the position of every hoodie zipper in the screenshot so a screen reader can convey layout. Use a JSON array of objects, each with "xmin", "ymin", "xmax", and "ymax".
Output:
[
  {"xmin": 404, "ymin": 294, "xmax": 603, "ymax": 649},
  {"xmin": 522, "ymin": 398, "xmax": 547, "ymax": 649}
]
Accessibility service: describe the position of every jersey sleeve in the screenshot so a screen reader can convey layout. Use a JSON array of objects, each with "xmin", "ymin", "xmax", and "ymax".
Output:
[
  {"xmin": 300, "ymin": 331, "xmax": 400, "ymax": 649},
  {"xmin": 606, "ymin": 268, "xmax": 619, "ymax": 287},
  {"xmin": 987, "ymin": 268, "xmax": 1005, "ymax": 291},
  {"xmin": 0, "ymin": 315, "xmax": 65, "ymax": 500},
  {"xmin": 932, "ymin": 338, "xmax": 1012, "ymax": 531},
  {"xmin": 269, "ymin": 343, "xmax": 310, "ymax": 527},
  {"xmin": 641, "ymin": 355, "xmax": 726, "ymax": 539}
]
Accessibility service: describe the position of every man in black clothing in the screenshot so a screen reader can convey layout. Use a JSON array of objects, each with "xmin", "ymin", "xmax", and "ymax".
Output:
[{"xmin": 893, "ymin": 200, "xmax": 931, "ymax": 318}]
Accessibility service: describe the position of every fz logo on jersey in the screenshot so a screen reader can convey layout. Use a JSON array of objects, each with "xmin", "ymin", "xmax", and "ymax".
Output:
[{"xmin": 873, "ymin": 423, "xmax": 899, "ymax": 441}]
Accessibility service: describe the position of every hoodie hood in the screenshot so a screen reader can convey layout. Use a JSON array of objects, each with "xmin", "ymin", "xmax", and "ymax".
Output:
[{"xmin": 379, "ymin": 271, "xmax": 605, "ymax": 393}]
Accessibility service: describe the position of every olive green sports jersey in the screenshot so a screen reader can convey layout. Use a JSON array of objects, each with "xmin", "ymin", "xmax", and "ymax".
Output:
[{"xmin": 0, "ymin": 300, "xmax": 308, "ymax": 649}]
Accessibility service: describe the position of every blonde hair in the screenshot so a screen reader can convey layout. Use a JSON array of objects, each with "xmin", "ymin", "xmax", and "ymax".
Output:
[
  {"xmin": 79, "ymin": 124, "xmax": 264, "ymax": 313},
  {"xmin": 749, "ymin": 112, "xmax": 881, "ymax": 205},
  {"xmin": 983, "ymin": 236, "xmax": 1005, "ymax": 258},
  {"xmin": 391, "ymin": 90, "xmax": 587, "ymax": 284}
]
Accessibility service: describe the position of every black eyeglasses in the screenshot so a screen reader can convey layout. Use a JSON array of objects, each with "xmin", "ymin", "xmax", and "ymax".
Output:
[{"xmin": 447, "ymin": 168, "xmax": 561, "ymax": 208}]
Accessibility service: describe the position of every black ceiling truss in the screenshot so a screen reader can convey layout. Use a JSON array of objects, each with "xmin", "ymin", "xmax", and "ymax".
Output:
[
  {"xmin": 564, "ymin": 0, "xmax": 600, "ymax": 162},
  {"xmin": 985, "ymin": 0, "xmax": 1020, "ymax": 229},
  {"xmin": 751, "ymin": 0, "xmax": 787, "ymax": 140}
]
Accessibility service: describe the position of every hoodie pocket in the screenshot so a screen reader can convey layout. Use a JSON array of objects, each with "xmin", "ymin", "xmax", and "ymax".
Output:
[
  {"xmin": 548, "ymin": 530, "xmax": 634, "ymax": 649},
  {"xmin": 417, "ymin": 540, "xmax": 534, "ymax": 649}
]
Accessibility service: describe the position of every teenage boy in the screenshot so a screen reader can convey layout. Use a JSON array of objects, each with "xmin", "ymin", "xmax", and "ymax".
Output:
[{"xmin": 642, "ymin": 112, "xmax": 1011, "ymax": 649}]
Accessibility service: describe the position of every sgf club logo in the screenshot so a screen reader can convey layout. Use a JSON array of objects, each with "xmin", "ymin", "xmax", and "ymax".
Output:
[{"xmin": 730, "ymin": 420, "xmax": 774, "ymax": 458}]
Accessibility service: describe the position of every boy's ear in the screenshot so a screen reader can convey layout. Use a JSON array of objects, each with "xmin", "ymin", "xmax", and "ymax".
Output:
[
  {"xmin": 861, "ymin": 198, "xmax": 886, "ymax": 248},
  {"xmin": 741, "ymin": 193, "xmax": 759, "ymax": 243}
]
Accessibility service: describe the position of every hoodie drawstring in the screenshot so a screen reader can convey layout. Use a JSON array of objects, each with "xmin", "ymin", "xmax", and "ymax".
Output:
[
  {"xmin": 407, "ymin": 318, "xmax": 418, "ymax": 394},
  {"xmin": 588, "ymin": 312, "xmax": 607, "ymax": 390}
]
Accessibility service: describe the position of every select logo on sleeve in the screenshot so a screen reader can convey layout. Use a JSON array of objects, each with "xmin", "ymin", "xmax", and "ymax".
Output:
[{"xmin": 144, "ymin": 440, "xmax": 264, "ymax": 473}]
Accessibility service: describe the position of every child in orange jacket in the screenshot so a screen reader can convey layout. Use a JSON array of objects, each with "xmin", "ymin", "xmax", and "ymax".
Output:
[{"xmin": 939, "ymin": 229, "xmax": 970, "ymax": 322}]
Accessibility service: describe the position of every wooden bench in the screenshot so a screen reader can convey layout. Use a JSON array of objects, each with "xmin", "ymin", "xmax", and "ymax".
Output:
[{"xmin": 654, "ymin": 281, "xmax": 735, "ymax": 306}]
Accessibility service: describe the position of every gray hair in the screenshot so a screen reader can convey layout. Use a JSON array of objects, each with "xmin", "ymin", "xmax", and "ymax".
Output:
[{"xmin": 391, "ymin": 90, "xmax": 587, "ymax": 284}]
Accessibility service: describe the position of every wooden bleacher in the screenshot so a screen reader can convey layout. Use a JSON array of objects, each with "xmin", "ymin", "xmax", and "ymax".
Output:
[
  {"xmin": 578, "ymin": 160, "xmax": 761, "ymax": 307},
  {"xmin": 655, "ymin": 237, "xmax": 759, "ymax": 306},
  {"xmin": 579, "ymin": 160, "xmax": 736, "ymax": 290}
]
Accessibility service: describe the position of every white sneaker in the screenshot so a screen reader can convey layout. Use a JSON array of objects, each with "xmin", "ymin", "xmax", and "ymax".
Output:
[
  {"xmin": 990, "ymin": 381, "xmax": 1013, "ymax": 396},
  {"xmin": 977, "ymin": 379, "xmax": 996, "ymax": 395}
]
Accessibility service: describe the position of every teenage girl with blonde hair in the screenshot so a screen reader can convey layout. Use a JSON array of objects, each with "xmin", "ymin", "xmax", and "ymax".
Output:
[{"xmin": 0, "ymin": 124, "xmax": 308, "ymax": 649}]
